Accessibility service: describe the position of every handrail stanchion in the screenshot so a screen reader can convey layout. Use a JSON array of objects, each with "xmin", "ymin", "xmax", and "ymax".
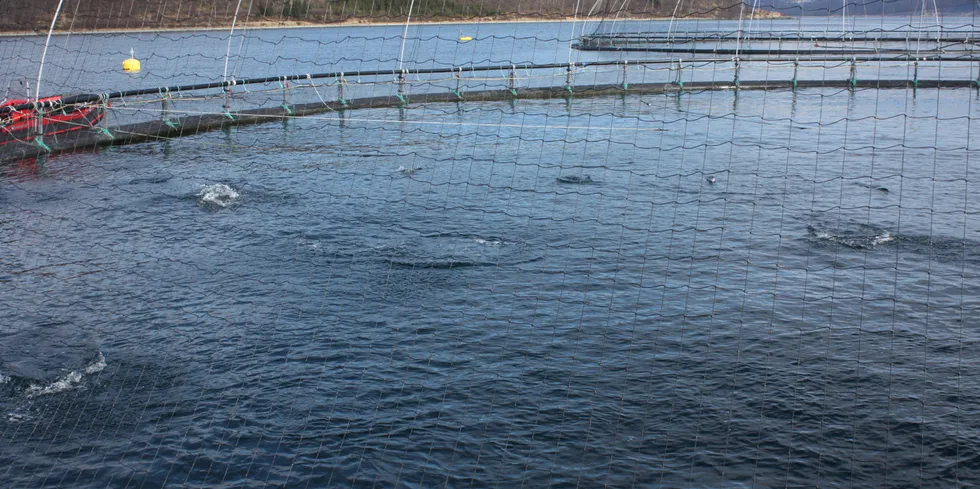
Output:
[
  {"xmin": 792, "ymin": 59, "xmax": 799, "ymax": 90},
  {"xmin": 734, "ymin": 57, "xmax": 740, "ymax": 90},
  {"xmin": 622, "ymin": 60, "xmax": 629, "ymax": 90},
  {"xmin": 453, "ymin": 67, "xmax": 464, "ymax": 99},
  {"xmin": 282, "ymin": 76, "xmax": 290, "ymax": 109},
  {"xmin": 397, "ymin": 69, "xmax": 408, "ymax": 106},
  {"xmin": 338, "ymin": 72, "xmax": 347, "ymax": 106},
  {"xmin": 677, "ymin": 59, "xmax": 684, "ymax": 90},
  {"xmin": 565, "ymin": 62, "xmax": 574, "ymax": 94},
  {"xmin": 975, "ymin": 59, "xmax": 980, "ymax": 90},
  {"xmin": 223, "ymin": 79, "xmax": 234, "ymax": 120}
]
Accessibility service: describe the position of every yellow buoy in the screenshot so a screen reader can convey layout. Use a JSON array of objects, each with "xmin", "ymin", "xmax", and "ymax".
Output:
[
  {"xmin": 122, "ymin": 48, "xmax": 141, "ymax": 72},
  {"xmin": 458, "ymin": 36, "xmax": 473, "ymax": 42}
]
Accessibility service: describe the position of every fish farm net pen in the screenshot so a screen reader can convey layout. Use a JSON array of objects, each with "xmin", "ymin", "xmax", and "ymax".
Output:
[{"xmin": 2, "ymin": 0, "xmax": 980, "ymax": 488}]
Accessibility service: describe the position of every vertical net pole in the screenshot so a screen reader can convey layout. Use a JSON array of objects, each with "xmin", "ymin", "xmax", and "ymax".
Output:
[
  {"xmin": 397, "ymin": 0, "xmax": 417, "ymax": 72},
  {"xmin": 222, "ymin": 0, "xmax": 244, "ymax": 117},
  {"xmin": 33, "ymin": 0, "xmax": 66, "ymax": 147}
]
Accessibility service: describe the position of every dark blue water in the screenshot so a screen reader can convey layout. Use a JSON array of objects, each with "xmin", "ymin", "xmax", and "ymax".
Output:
[{"xmin": 4, "ymin": 20, "xmax": 980, "ymax": 489}]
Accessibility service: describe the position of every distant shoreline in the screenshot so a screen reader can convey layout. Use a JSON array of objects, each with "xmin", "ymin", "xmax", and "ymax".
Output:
[{"xmin": 0, "ymin": 14, "xmax": 791, "ymax": 37}]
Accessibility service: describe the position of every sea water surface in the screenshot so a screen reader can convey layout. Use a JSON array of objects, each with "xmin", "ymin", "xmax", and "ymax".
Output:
[{"xmin": 2, "ymin": 20, "xmax": 980, "ymax": 488}]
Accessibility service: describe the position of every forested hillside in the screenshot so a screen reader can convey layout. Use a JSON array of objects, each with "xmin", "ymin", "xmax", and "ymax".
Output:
[{"xmin": 2, "ymin": 0, "xmax": 744, "ymax": 32}]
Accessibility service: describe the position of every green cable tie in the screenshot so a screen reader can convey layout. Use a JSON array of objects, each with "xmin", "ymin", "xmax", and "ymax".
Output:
[
  {"xmin": 98, "ymin": 127, "xmax": 114, "ymax": 140},
  {"xmin": 452, "ymin": 90, "xmax": 463, "ymax": 100},
  {"xmin": 164, "ymin": 120, "xmax": 178, "ymax": 130},
  {"xmin": 34, "ymin": 138, "xmax": 51, "ymax": 152},
  {"xmin": 565, "ymin": 85, "xmax": 573, "ymax": 94},
  {"xmin": 339, "ymin": 98, "xmax": 348, "ymax": 106},
  {"xmin": 396, "ymin": 93, "xmax": 407, "ymax": 106},
  {"xmin": 224, "ymin": 112, "xmax": 235, "ymax": 120},
  {"xmin": 281, "ymin": 104, "xmax": 293, "ymax": 115},
  {"xmin": 509, "ymin": 88, "xmax": 518, "ymax": 96}
]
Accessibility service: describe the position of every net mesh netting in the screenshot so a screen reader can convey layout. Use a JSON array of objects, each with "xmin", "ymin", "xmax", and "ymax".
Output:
[{"xmin": 1, "ymin": 0, "xmax": 979, "ymax": 487}]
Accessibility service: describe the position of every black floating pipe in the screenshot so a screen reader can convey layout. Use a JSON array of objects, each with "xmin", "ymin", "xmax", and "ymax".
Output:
[{"xmin": 5, "ymin": 56, "xmax": 980, "ymax": 116}]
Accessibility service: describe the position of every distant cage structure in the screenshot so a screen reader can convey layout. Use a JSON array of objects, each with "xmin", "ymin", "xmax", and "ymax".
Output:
[{"xmin": 575, "ymin": 26, "xmax": 980, "ymax": 56}]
